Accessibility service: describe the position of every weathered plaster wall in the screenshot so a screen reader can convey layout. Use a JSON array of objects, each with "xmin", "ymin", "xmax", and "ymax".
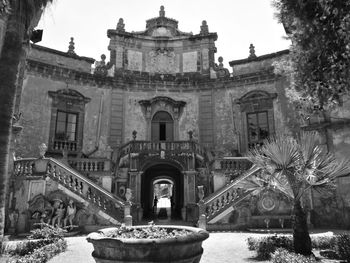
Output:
[
  {"xmin": 29, "ymin": 46, "xmax": 94, "ymax": 73},
  {"xmin": 212, "ymin": 81, "xmax": 287, "ymax": 155},
  {"xmin": 0, "ymin": 16, "xmax": 7, "ymax": 55},
  {"xmin": 123, "ymin": 90, "xmax": 199, "ymax": 142},
  {"xmin": 17, "ymin": 74, "xmax": 111, "ymax": 158}
]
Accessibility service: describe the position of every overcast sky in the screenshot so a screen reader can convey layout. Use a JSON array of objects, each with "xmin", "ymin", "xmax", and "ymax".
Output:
[{"xmin": 37, "ymin": 0, "xmax": 290, "ymax": 67}]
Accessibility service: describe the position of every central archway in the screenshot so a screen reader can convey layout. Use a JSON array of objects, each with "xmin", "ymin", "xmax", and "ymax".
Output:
[{"xmin": 141, "ymin": 163, "xmax": 183, "ymax": 219}]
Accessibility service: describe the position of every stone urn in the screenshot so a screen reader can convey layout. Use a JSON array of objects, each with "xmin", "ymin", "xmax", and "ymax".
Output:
[{"xmin": 87, "ymin": 225, "xmax": 209, "ymax": 263}]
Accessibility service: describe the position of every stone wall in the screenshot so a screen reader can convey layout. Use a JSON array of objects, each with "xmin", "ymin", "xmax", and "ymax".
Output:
[
  {"xmin": 16, "ymin": 73, "xmax": 112, "ymax": 158},
  {"xmin": 123, "ymin": 90, "xmax": 199, "ymax": 142}
]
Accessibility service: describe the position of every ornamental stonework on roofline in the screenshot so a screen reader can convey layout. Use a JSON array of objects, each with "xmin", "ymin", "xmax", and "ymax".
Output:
[{"xmin": 107, "ymin": 6, "xmax": 217, "ymax": 76}]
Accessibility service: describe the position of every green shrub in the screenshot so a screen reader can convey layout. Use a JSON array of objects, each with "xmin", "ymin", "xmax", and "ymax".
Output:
[
  {"xmin": 335, "ymin": 234, "xmax": 350, "ymax": 262},
  {"xmin": 7, "ymin": 239, "xmax": 67, "ymax": 263},
  {"xmin": 28, "ymin": 223, "xmax": 66, "ymax": 240},
  {"xmin": 246, "ymin": 237, "xmax": 258, "ymax": 251},
  {"xmin": 249, "ymin": 235, "xmax": 294, "ymax": 260},
  {"xmin": 7, "ymin": 239, "xmax": 53, "ymax": 256},
  {"xmin": 310, "ymin": 235, "xmax": 336, "ymax": 250},
  {"xmin": 271, "ymin": 248, "xmax": 317, "ymax": 263}
]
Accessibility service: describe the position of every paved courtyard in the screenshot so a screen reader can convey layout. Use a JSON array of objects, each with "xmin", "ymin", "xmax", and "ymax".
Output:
[{"xmin": 47, "ymin": 232, "xmax": 270, "ymax": 263}]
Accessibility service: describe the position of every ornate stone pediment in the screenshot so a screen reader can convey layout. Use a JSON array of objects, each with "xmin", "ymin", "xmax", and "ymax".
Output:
[
  {"xmin": 139, "ymin": 96, "xmax": 186, "ymax": 120},
  {"xmin": 48, "ymin": 88, "xmax": 91, "ymax": 104}
]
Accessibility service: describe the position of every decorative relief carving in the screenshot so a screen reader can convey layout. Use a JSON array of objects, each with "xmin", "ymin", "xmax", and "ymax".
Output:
[
  {"xmin": 127, "ymin": 50, "xmax": 142, "ymax": 71},
  {"xmin": 145, "ymin": 50, "xmax": 179, "ymax": 74},
  {"xmin": 183, "ymin": 51, "xmax": 198, "ymax": 72},
  {"xmin": 115, "ymin": 47, "xmax": 123, "ymax": 68},
  {"xmin": 202, "ymin": 48, "xmax": 209, "ymax": 70}
]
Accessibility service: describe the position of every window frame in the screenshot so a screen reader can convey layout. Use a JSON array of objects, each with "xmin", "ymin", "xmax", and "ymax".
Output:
[
  {"xmin": 246, "ymin": 111, "xmax": 270, "ymax": 148},
  {"xmin": 54, "ymin": 110, "xmax": 79, "ymax": 142}
]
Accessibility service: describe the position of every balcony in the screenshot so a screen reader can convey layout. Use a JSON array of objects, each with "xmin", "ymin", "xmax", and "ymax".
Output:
[{"xmin": 117, "ymin": 140, "xmax": 207, "ymax": 171}]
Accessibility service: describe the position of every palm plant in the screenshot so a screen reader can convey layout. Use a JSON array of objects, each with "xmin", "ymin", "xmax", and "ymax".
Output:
[
  {"xmin": 0, "ymin": 0, "xmax": 53, "ymax": 243},
  {"xmin": 246, "ymin": 131, "xmax": 350, "ymax": 256}
]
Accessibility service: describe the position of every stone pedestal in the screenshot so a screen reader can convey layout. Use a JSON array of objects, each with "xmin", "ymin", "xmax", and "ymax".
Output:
[
  {"xmin": 128, "ymin": 171, "xmax": 142, "ymax": 204},
  {"xmin": 124, "ymin": 203, "xmax": 132, "ymax": 226}
]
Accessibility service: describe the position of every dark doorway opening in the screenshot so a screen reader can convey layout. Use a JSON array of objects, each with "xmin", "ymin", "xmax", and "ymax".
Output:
[
  {"xmin": 141, "ymin": 164, "xmax": 183, "ymax": 220},
  {"xmin": 159, "ymin": 123, "xmax": 166, "ymax": 141},
  {"xmin": 151, "ymin": 111, "xmax": 173, "ymax": 141}
]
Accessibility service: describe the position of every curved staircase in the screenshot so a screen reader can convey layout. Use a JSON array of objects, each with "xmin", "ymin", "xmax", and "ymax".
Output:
[{"xmin": 14, "ymin": 157, "xmax": 126, "ymax": 225}]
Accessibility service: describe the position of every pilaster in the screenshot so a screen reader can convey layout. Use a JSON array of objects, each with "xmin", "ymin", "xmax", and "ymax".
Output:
[{"xmin": 128, "ymin": 171, "xmax": 142, "ymax": 204}]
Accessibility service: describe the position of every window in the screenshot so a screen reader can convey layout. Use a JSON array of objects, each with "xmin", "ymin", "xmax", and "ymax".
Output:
[
  {"xmin": 247, "ymin": 111, "xmax": 269, "ymax": 148},
  {"xmin": 55, "ymin": 111, "xmax": 78, "ymax": 141},
  {"xmin": 48, "ymin": 89, "xmax": 91, "ymax": 156},
  {"xmin": 237, "ymin": 90, "xmax": 277, "ymax": 153}
]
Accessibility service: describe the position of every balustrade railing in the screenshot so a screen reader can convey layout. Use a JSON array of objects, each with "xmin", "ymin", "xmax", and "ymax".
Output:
[
  {"xmin": 117, "ymin": 140, "xmax": 206, "ymax": 167},
  {"xmin": 14, "ymin": 158, "xmax": 125, "ymax": 222},
  {"xmin": 68, "ymin": 158, "xmax": 112, "ymax": 173},
  {"xmin": 214, "ymin": 157, "xmax": 252, "ymax": 171},
  {"xmin": 53, "ymin": 140, "xmax": 78, "ymax": 152},
  {"xmin": 201, "ymin": 165, "xmax": 260, "ymax": 222}
]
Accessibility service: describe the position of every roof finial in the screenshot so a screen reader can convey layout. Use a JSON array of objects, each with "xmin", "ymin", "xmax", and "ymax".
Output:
[
  {"xmin": 159, "ymin": 5, "xmax": 165, "ymax": 17},
  {"xmin": 248, "ymin": 43, "xmax": 257, "ymax": 59},
  {"xmin": 67, "ymin": 37, "xmax": 75, "ymax": 55},
  {"xmin": 200, "ymin": 20, "xmax": 209, "ymax": 35},
  {"xmin": 116, "ymin": 18, "xmax": 125, "ymax": 32}
]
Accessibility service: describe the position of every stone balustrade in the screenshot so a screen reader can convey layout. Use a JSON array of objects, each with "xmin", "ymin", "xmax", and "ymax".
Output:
[
  {"xmin": 68, "ymin": 158, "xmax": 112, "ymax": 173},
  {"xmin": 14, "ymin": 158, "xmax": 125, "ymax": 223},
  {"xmin": 214, "ymin": 157, "xmax": 252, "ymax": 171},
  {"xmin": 117, "ymin": 140, "xmax": 207, "ymax": 170},
  {"xmin": 199, "ymin": 165, "xmax": 260, "ymax": 225},
  {"xmin": 53, "ymin": 139, "xmax": 78, "ymax": 152}
]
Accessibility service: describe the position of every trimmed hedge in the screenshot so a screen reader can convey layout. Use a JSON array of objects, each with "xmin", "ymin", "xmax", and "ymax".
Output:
[
  {"xmin": 4, "ymin": 224, "xmax": 67, "ymax": 263},
  {"xmin": 247, "ymin": 234, "xmax": 343, "ymax": 260},
  {"xmin": 7, "ymin": 239, "xmax": 67, "ymax": 263},
  {"xmin": 335, "ymin": 234, "xmax": 350, "ymax": 263},
  {"xmin": 271, "ymin": 248, "xmax": 317, "ymax": 263}
]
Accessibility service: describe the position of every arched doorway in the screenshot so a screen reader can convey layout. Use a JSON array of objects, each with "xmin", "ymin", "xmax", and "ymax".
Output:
[
  {"xmin": 141, "ymin": 163, "xmax": 183, "ymax": 219},
  {"xmin": 151, "ymin": 111, "xmax": 173, "ymax": 141}
]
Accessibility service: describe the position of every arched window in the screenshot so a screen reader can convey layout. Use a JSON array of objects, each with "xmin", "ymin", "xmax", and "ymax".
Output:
[{"xmin": 151, "ymin": 111, "xmax": 173, "ymax": 141}]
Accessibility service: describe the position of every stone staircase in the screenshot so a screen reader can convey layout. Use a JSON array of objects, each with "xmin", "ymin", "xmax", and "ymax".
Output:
[
  {"xmin": 13, "ymin": 157, "xmax": 126, "ymax": 225},
  {"xmin": 199, "ymin": 165, "xmax": 260, "ymax": 225}
]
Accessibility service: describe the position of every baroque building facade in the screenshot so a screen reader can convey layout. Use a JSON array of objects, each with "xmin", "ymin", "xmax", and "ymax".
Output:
[{"xmin": 6, "ymin": 7, "xmax": 350, "ymax": 233}]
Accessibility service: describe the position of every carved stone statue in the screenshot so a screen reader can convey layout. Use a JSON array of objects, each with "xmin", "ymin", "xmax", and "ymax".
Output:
[
  {"xmin": 198, "ymin": 186, "xmax": 204, "ymax": 202},
  {"xmin": 125, "ymin": 188, "xmax": 132, "ymax": 203},
  {"xmin": 51, "ymin": 201, "xmax": 65, "ymax": 227},
  {"xmin": 64, "ymin": 199, "xmax": 76, "ymax": 230}
]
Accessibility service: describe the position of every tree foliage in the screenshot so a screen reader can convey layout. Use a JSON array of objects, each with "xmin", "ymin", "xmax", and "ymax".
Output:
[
  {"xmin": 273, "ymin": 0, "xmax": 350, "ymax": 115},
  {"xmin": 246, "ymin": 131, "xmax": 350, "ymax": 255}
]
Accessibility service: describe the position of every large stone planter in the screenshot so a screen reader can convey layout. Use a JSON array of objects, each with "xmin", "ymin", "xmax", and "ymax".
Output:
[{"xmin": 87, "ymin": 225, "xmax": 209, "ymax": 263}]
